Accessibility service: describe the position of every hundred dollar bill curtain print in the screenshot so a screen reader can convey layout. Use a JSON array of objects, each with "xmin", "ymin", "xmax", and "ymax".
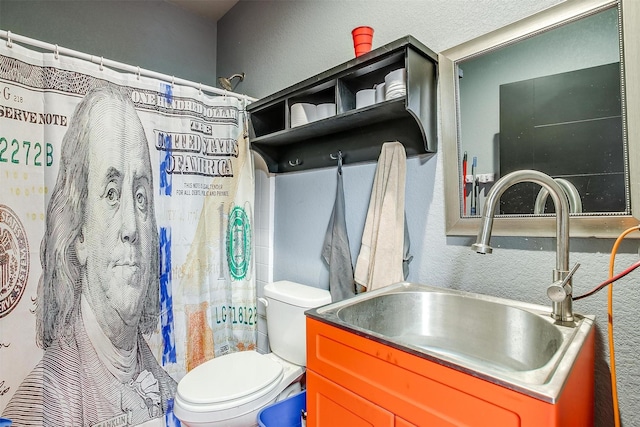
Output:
[{"xmin": 0, "ymin": 41, "xmax": 255, "ymax": 426}]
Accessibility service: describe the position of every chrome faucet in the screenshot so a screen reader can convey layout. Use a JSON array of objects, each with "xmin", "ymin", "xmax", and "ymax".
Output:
[{"xmin": 471, "ymin": 170, "xmax": 575, "ymax": 322}]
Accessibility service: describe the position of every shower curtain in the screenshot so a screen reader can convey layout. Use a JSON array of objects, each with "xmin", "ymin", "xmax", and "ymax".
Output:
[{"xmin": 0, "ymin": 40, "xmax": 255, "ymax": 425}]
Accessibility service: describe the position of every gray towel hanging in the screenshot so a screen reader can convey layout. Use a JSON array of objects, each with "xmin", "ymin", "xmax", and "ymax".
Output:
[{"xmin": 321, "ymin": 152, "xmax": 355, "ymax": 302}]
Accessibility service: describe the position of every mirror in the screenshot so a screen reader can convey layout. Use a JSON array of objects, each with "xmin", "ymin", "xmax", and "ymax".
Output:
[{"xmin": 441, "ymin": 0, "xmax": 640, "ymax": 238}]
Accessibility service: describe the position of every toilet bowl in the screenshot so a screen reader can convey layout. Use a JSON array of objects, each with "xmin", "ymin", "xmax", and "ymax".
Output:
[{"xmin": 173, "ymin": 281, "xmax": 331, "ymax": 427}]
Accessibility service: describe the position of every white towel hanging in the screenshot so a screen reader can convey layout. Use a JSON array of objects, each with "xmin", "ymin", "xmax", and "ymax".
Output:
[{"xmin": 354, "ymin": 141, "xmax": 407, "ymax": 291}]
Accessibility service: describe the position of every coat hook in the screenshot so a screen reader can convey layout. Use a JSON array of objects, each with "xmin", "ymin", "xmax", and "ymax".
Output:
[
  {"xmin": 288, "ymin": 158, "xmax": 302, "ymax": 167},
  {"xmin": 329, "ymin": 150, "xmax": 344, "ymax": 166},
  {"xmin": 330, "ymin": 150, "xmax": 344, "ymax": 161},
  {"xmin": 330, "ymin": 150, "xmax": 344, "ymax": 174}
]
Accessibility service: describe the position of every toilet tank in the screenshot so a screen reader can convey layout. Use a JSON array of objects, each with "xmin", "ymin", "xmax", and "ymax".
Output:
[{"xmin": 264, "ymin": 281, "xmax": 331, "ymax": 366}]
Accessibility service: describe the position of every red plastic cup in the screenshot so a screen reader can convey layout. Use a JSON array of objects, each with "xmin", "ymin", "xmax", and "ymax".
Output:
[{"xmin": 352, "ymin": 26, "xmax": 374, "ymax": 57}]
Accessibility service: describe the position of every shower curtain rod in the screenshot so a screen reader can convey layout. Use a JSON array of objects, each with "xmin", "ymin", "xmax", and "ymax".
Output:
[{"xmin": 0, "ymin": 29, "xmax": 257, "ymax": 103}]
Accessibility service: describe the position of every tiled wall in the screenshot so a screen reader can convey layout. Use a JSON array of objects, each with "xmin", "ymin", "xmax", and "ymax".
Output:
[{"xmin": 254, "ymin": 153, "xmax": 274, "ymax": 353}]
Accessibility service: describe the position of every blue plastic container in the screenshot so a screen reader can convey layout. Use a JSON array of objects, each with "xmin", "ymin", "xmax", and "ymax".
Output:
[
  {"xmin": 0, "ymin": 418, "xmax": 12, "ymax": 426},
  {"xmin": 257, "ymin": 391, "xmax": 306, "ymax": 427}
]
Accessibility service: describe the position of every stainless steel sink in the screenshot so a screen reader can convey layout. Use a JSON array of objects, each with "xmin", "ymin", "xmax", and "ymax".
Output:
[
  {"xmin": 337, "ymin": 291, "xmax": 564, "ymax": 373},
  {"xmin": 305, "ymin": 282, "xmax": 595, "ymax": 403}
]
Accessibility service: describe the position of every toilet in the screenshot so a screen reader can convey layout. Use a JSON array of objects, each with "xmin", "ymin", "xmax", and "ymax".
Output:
[{"xmin": 173, "ymin": 281, "xmax": 331, "ymax": 427}]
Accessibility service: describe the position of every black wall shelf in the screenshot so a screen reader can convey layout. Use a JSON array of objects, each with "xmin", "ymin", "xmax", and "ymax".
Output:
[{"xmin": 247, "ymin": 36, "xmax": 438, "ymax": 173}]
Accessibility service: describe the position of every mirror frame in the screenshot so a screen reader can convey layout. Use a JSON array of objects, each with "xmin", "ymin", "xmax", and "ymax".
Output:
[{"xmin": 441, "ymin": 0, "xmax": 640, "ymax": 238}]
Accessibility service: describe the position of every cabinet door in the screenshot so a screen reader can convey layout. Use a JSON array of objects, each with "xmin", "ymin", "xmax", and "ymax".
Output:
[
  {"xmin": 307, "ymin": 370, "xmax": 394, "ymax": 427},
  {"xmin": 396, "ymin": 417, "xmax": 418, "ymax": 427}
]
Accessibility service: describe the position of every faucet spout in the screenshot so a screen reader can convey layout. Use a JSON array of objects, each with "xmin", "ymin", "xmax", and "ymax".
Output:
[{"xmin": 471, "ymin": 170, "xmax": 573, "ymax": 322}]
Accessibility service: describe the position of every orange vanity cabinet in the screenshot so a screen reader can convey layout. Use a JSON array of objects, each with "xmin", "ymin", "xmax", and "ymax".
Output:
[{"xmin": 305, "ymin": 317, "xmax": 594, "ymax": 427}]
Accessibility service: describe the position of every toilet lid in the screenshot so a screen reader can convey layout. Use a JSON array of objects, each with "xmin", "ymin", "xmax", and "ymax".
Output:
[{"xmin": 177, "ymin": 351, "xmax": 283, "ymax": 405}]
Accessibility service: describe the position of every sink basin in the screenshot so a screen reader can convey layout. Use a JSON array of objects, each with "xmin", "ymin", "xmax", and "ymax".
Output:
[
  {"xmin": 337, "ymin": 291, "xmax": 564, "ymax": 372},
  {"xmin": 305, "ymin": 282, "xmax": 595, "ymax": 403}
]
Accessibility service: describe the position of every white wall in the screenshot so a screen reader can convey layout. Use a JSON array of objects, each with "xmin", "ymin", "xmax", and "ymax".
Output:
[{"xmin": 218, "ymin": 1, "xmax": 640, "ymax": 426}]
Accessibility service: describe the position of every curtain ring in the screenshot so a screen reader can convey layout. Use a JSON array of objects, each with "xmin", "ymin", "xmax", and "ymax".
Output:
[
  {"xmin": 288, "ymin": 159, "xmax": 301, "ymax": 167},
  {"xmin": 6, "ymin": 31, "xmax": 12, "ymax": 48},
  {"xmin": 54, "ymin": 44, "xmax": 59, "ymax": 59},
  {"xmin": 198, "ymin": 82, "xmax": 202, "ymax": 95},
  {"xmin": 136, "ymin": 66, "xmax": 140, "ymax": 80},
  {"xmin": 171, "ymin": 76, "xmax": 175, "ymax": 87},
  {"xmin": 99, "ymin": 57, "xmax": 104, "ymax": 71}
]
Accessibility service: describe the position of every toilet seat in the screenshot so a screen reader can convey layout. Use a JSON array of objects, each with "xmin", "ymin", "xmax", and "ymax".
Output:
[{"xmin": 174, "ymin": 351, "xmax": 285, "ymax": 424}]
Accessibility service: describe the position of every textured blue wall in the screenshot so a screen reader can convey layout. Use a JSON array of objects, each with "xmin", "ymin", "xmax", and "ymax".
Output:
[{"xmin": 0, "ymin": 0, "xmax": 218, "ymax": 88}]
